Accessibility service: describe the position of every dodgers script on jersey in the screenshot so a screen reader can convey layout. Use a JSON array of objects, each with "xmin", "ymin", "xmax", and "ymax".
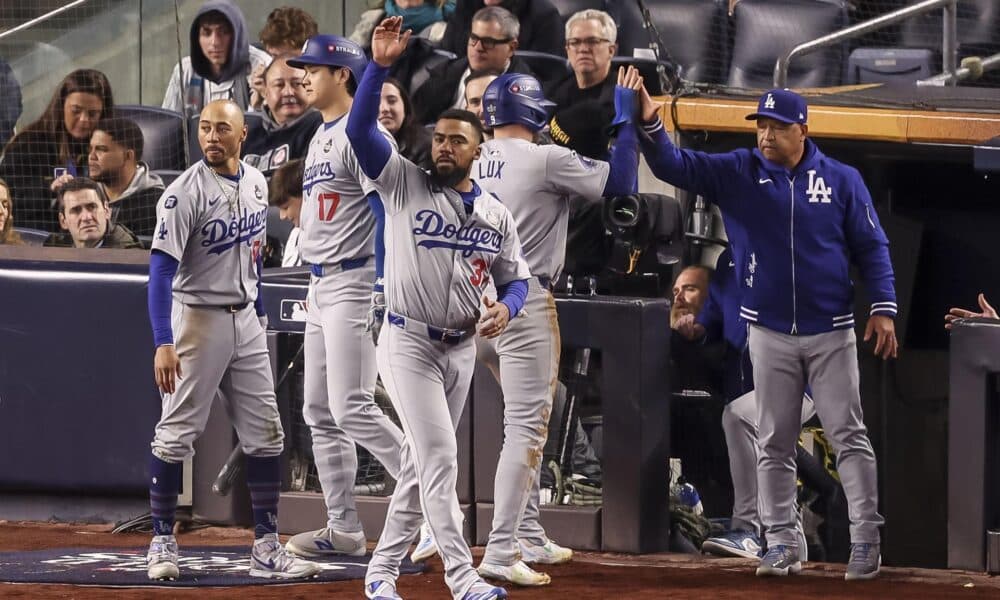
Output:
[
  {"xmin": 474, "ymin": 138, "xmax": 608, "ymax": 281},
  {"xmin": 299, "ymin": 115, "xmax": 395, "ymax": 266},
  {"xmin": 151, "ymin": 160, "xmax": 268, "ymax": 306},
  {"xmin": 370, "ymin": 153, "xmax": 531, "ymax": 330}
]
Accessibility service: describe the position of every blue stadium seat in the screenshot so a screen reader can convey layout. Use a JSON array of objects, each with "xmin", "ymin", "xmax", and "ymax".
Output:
[
  {"xmin": 847, "ymin": 48, "xmax": 934, "ymax": 85},
  {"xmin": 727, "ymin": 0, "xmax": 849, "ymax": 89},
  {"xmin": 514, "ymin": 50, "xmax": 571, "ymax": 82},
  {"xmin": 900, "ymin": 0, "xmax": 1000, "ymax": 53},
  {"xmin": 615, "ymin": 0, "xmax": 730, "ymax": 84},
  {"xmin": 188, "ymin": 112, "xmax": 264, "ymax": 166},
  {"xmin": 113, "ymin": 105, "xmax": 186, "ymax": 172}
]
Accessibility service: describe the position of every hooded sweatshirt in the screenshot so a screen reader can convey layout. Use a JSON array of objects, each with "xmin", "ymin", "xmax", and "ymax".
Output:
[
  {"xmin": 242, "ymin": 108, "xmax": 321, "ymax": 178},
  {"xmin": 110, "ymin": 162, "xmax": 165, "ymax": 237},
  {"xmin": 162, "ymin": 0, "xmax": 271, "ymax": 117}
]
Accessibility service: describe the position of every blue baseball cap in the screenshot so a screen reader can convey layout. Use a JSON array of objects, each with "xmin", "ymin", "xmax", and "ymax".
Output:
[{"xmin": 745, "ymin": 88, "xmax": 808, "ymax": 125}]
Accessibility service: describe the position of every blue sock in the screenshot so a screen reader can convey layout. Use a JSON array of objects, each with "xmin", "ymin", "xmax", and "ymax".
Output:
[
  {"xmin": 245, "ymin": 454, "xmax": 281, "ymax": 539},
  {"xmin": 149, "ymin": 454, "xmax": 182, "ymax": 536}
]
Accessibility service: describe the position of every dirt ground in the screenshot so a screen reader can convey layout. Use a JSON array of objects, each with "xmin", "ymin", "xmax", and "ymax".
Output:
[{"xmin": 1, "ymin": 521, "xmax": 998, "ymax": 599}]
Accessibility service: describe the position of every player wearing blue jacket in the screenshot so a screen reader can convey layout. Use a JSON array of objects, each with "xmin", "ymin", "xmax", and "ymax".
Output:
[{"xmin": 639, "ymin": 87, "xmax": 896, "ymax": 581}]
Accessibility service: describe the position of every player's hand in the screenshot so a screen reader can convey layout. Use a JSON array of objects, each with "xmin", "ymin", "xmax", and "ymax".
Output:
[
  {"xmin": 478, "ymin": 295, "xmax": 510, "ymax": 339},
  {"xmin": 371, "ymin": 16, "xmax": 412, "ymax": 67},
  {"xmin": 50, "ymin": 173, "xmax": 74, "ymax": 192},
  {"xmin": 638, "ymin": 82, "xmax": 663, "ymax": 124},
  {"xmin": 617, "ymin": 65, "xmax": 643, "ymax": 91},
  {"xmin": 945, "ymin": 293, "xmax": 998, "ymax": 330},
  {"xmin": 864, "ymin": 314, "xmax": 898, "ymax": 360},
  {"xmin": 673, "ymin": 313, "xmax": 705, "ymax": 341},
  {"xmin": 154, "ymin": 344, "xmax": 182, "ymax": 394},
  {"xmin": 367, "ymin": 290, "xmax": 386, "ymax": 345},
  {"xmin": 249, "ymin": 64, "xmax": 266, "ymax": 110}
]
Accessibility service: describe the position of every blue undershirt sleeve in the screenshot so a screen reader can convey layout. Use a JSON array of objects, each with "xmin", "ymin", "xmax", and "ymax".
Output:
[
  {"xmin": 254, "ymin": 252, "xmax": 265, "ymax": 317},
  {"xmin": 496, "ymin": 279, "xmax": 528, "ymax": 319},
  {"xmin": 345, "ymin": 63, "xmax": 393, "ymax": 180},
  {"xmin": 367, "ymin": 191, "xmax": 386, "ymax": 293},
  {"xmin": 148, "ymin": 249, "xmax": 179, "ymax": 347}
]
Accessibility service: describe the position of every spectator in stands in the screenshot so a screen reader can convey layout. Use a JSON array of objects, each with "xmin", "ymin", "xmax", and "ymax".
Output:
[
  {"xmin": 669, "ymin": 264, "xmax": 724, "ymax": 393},
  {"xmin": 462, "ymin": 70, "xmax": 499, "ymax": 137},
  {"xmin": 45, "ymin": 177, "xmax": 141, "ymax": 249},
  {"xmin": 0, "ymin": 68, "xmax": 114, "ymax": 232},
  {"xmin": 162, "ymin": 0, "xmax": 271, "ymax": 117},
  {"xmin": 412, "ymin": 6, "xmax": 534, "ymax": 124},
  {"xmin": 243, "ymin": 55, "xmax": 322, "ymax": 178},
  {"xmin": 0, "ymin": 178, "xmax": 23, "ymax": 245},
  {"xmin": 88, "ymin": 117, "xmax": 165, "ymax": 238},
  {"xmin": 439, "ymin": 0, "xmax": 563, "ymax": 56},
  {"xmin": 945, "ymin": 294, "xmax": 999, "ymax": 329},
  {"xmin": 268, "ymin": 158, "xmax": 304, "ymax": 267},
  {"xmin": 350, "ymin": 1, "xmax": 455, "ymax": 48},
  {"xmin": 0, "ymin": 59, "xmax": 22, "ymax": 148},
  {"xmin": 544, "ymin": 9, "xmax": 618, "ymax": 114},
  {"xmin": 251, "ymin": 6, "xmax": 319, "ymax": 110},
  {"xmin": 380, "ymin": 77, "xmax": 432, "ymax": 170}
]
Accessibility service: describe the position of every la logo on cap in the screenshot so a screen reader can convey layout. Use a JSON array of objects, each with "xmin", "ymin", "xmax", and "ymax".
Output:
[{"xmin": 764, "ymin": 94, "xmax": 776, "ymax": 109}]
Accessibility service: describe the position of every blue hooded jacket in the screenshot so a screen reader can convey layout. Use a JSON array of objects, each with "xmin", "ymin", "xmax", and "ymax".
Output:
[{"xmin": 642, "ymin": 117, "xmax": 896, "ymax": 336}]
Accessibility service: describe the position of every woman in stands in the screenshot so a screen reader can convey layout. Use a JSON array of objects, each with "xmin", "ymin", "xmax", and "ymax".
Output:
[
  {"xmin": 0, "ymin": 69, "xmax": 115, "ymax": 232},
  {"xmin": 0, "ymin": 178, "xmax": 23, "ymax": 245},
  {"xmin": 379, "ymin": 77, "xmax": 432, "ymax": 170}
]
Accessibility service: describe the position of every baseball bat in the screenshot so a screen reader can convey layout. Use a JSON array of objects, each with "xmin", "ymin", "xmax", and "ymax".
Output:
[
  {"xmin": 557, "ymin": 347, "xmax": 591, "ymax": 483},
  {"xmin": 212, "ymin": 341, "xmax": 306, "ymax": 496}
]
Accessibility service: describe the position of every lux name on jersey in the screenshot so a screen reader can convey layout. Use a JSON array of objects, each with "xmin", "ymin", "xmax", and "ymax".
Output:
[
  {"xmin": 412, "ymin": 209, "xmax": 502, "ymax": 257},
  {"xmin": 201, "ymin": 206, "xmax": 267, "ymax": 255},
  {"xmin": 477, "ymin": 160, "xmax": 505, "ymax": 179}
]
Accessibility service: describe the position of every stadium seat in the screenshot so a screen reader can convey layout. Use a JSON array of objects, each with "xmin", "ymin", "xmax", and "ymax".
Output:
[
  {"xmin": 900, "ymin": 0, "xmax": 1000, "ymax": 53},
  {"xmin": 847, "ymin": 48, "xmax": 934, "ymax": 85},
  {"xmin": 188, "ymin": 112, "xmax": 264, "ymax": 166},
  {"xmin": 514, "ymin": 50, "xmax": 571, "ymax": 82},
  {"xmin": 153, "ymin": 169, "xmax": 182, "ymax": 188},
  {"xmin": 407, "ymin": 48, "xmax": 458, "ymax": 98},
  {"xmin": 549, "ymin": 0, "xmax": 609, "ymax": 24},
  {"xmin": 615, "ymin": 0, "xmax": 730, "ymax": 84},
  {"xmin": 610, "ymin": 56, "xmax": 673, "ymax": 96},
  {"xmin": 13, "ymin": 227, "xmax": 50, "ymax": 246},
  {"xmin": 727, "ymin": 0, "xmax": 849, "ymax": 89},
  {"xmin": 113, "ymin": 105, "xmax": 186, "ymax": 172}
]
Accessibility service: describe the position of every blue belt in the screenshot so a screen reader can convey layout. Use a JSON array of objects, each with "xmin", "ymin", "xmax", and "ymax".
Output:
[
  {"xmin": 387, "ymin": 311, "xmax": 473, "ymax": 345},
  {"xmin": 310, "ymin": 256, "xmax": 369, "ymax": 277}
]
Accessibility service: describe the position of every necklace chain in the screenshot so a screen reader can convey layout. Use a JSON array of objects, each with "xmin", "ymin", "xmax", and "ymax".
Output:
[{"xmin": 208, "ymin": 164, "xmax": 240, "ymax": 216}]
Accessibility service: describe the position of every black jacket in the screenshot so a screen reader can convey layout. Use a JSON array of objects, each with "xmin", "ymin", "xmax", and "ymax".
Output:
[
  {"xmin": 0, "ymin": 130, "xmax": 89, "ymax": 232},
  {"xmin": 243, "ymin": 110, "xmax": 322, "ymax": 178},
  {"xmin": 544, "ymin": 70, "xmax": 617, "ymax": 115},
  {"xmin": 412, "ymin": 55, "xmax": 536, "ymax": 125},
  {"xmin": 440, "ymin": 0, "xmax": 565, "ymax": 57}
]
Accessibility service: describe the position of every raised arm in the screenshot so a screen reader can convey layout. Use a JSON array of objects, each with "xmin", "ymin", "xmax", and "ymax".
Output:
[{"xmin": 603, "ymin": 67, "xmax": 641, "ymax": 197}]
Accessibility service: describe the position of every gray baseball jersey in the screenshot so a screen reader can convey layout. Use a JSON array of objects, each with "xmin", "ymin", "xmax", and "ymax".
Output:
[
  {"xmin": 151, "ymin": 160, "xmax": 268, "ymax": 306},
  {"xmin": 299, "ymin": 115, "xmax": 395, "ymax": 266},
  {"xmin": 473, "ymin": 138, "xmax": 609, "ymax": 281},
  {"xmin": 370, "ymin": 153, "xmax": 532, "ymax": 329}
]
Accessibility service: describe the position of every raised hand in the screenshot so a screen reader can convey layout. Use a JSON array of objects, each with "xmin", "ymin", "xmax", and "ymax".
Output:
[
  {"xmin": 371, "ymin": 16, "xmax": 412, "ymax": 68},
  {"xmin": 638, "ymin": 81, "xmax": 663, "ymax": 124},
  {"xmin": 617, "ymin": 65, "xmax": 643, "ymax": 91}
]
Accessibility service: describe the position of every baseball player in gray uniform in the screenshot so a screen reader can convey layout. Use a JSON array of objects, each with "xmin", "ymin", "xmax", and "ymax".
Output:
[
  {"xmin": 280, "ymin": 35, "xmax": 411, "ymax": 558},
  {"xmin": 470, "ymin": 70, "xmax": 641, "ymax": 586},
  {"xmin": 347, "ymin": 17, "xmax": 531, "ymax": 600},
  {"xmin": 145, "ymin": 100, "xmax": 319, "ymax": 580}
]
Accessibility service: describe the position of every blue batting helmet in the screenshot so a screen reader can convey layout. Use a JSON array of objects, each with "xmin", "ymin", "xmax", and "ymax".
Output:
[
  {"xmin": 482, "ymin": 73, "xmax": 557, "ymax": 132},
  {"xmin": 287, "ymin": 35, "xmax": 367, "ymax": 84}
]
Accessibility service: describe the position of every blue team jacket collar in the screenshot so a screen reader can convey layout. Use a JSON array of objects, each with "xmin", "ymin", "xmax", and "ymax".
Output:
[{"xmin": 753, "ymin": 138, "xmax": 823, "ymax": 178}]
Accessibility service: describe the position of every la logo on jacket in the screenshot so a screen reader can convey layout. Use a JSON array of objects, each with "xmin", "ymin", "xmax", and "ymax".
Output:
[{"xmin": 806, "ymin": 169, "xmax": 833, "ymax": 203}]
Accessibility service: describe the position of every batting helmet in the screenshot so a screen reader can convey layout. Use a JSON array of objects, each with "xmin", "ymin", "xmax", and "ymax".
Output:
[
  {"xmin": 482, "ymin": 73, "xmax": 556, "ymax": 132},
  {"xmin": 287, "ymin": 34, "xmax": 367, "ymax": 84}
]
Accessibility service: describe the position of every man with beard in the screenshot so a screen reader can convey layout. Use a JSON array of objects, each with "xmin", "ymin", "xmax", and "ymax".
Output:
[
  {"xmin": 243, "ymin": 55, "xmax": 322, "ymax": 177},
  {"xmin": 347, "ymin": 16, "xmax": 531, "ymax": 600},
  {"xmin": 669, "ymin": 265, "xmax": 725, "ymax": 394},
  {"xmin": 88, "ymin": 117, "xmax": 165, "ymax": 237}
]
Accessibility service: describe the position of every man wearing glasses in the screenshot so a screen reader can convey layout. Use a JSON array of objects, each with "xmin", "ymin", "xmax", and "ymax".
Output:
[
  {"xmin": 544, "ymin": 9, "xmax": 618, "ymax": 114},
  {"xmin": 413, "ymin": 6, "xmax": 535, "ymax": 124}
]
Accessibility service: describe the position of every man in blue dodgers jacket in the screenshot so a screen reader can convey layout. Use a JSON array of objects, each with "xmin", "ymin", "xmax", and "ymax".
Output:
[{"xmin": 638, "ymin": 87, "xmax": 897, "ymax": 581}]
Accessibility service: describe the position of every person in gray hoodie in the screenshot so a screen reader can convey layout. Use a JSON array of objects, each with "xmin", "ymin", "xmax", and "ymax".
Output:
[
  {"xmin": 162, "ymin": 0, "xmax": 271, "ymax": 117},
  {"xmin": 88, "ymin": 117, "xmax": 165, "ymax": 237}
]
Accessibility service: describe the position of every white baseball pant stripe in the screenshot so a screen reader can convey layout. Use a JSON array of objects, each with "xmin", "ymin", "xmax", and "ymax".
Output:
[{"xmin": 303, "ymin": 264, "xmax": 404, "ymax": 534}]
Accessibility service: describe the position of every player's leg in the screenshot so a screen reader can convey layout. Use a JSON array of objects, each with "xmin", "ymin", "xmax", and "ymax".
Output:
[
  {"xmin": 147, "ymin": 303, "xmax": 233, "ymax": 580},
  {"xmin": 224, "ymin": 307, "xmax": 318, "ymax": 579},
  {"xmin": 748, "ymin": 325, "xmax": 807, "ymax": 576},
  {"xmin": 804, "ymin": 328, "xmax": 883, "ymax": 580},
  {"xmin": 287, "ymin": 280, "xmax": 366, "ymax": 556}
]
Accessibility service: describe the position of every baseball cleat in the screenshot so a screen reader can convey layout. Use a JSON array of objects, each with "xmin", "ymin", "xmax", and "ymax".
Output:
[
  {"xmin": 845, "ymin": 543, "xmax": 881, "ymax": 581},
  {"xmin": 409, "ymin": 522, "xmax": 438, "ymax": 563},
  {"xmin": 285, "ymin": 526, "xmax": 366, "ymax": 557},
  {"xmin": 518, "ymin": 538, "xmax": 573, "ymax": 564},
  {"xmin": 249, "ymin": 533, "xmax": 321, "ymax": 579},
  {"xmin": 478, "ymin": 559, "xmax": 551, "ymax": 586},
  {"xmin": 461, "ymin": 581, "xmax": 509, "ymax": 600},
  {"xmin": 755, "ymin": 544, "xmax": 802, "ymax": 577},
  {"xmin": 365, "ymin": 579, "xmax": 403, "ymax": 599},
  {"xmin": 702, "ymin": 529, "xmax": 762, "ymax": 559},
  {"xmin": 146, "ymin": 534, "xmax": 180, "ymax": 580}
]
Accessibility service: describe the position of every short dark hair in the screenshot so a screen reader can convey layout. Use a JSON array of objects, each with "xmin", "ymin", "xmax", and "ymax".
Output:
[
  {"xmin": 437, "ymin": 109, "xmax": 485, "ymax": 144},
  {"xmin": 94, "ymin": 117, "xmax": 144, "ymax": 160},
  {"xmin": 269, "ymin": 158, "xmax": 304, "ymax": 206},
  {"xmin": 57, "ymin": 177, "xmax": 109, "ymax": 213},
  {"xmin": 464, "ymin": 68, "xmax": 502, "ymax": 86},
  {"xmin": 197, "ymin": 10, "xmax": 230, "ymax": 30}
]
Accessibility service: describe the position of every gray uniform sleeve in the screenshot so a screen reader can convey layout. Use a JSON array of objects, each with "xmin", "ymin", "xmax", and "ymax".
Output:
[
  {"xmin": 368, "ymin": 149, "xmax": 417, "ymax": 216},
  {"xmin": 150, "ymin": 188, "xmax": 196, "ymax": 261},
  {"xmin": 545, "ymin": 146, "xmax": 611, "ymax": 202},
  {"xmin": 490, "ymin": 208, "xmax": 533, "ymax": 287}
]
